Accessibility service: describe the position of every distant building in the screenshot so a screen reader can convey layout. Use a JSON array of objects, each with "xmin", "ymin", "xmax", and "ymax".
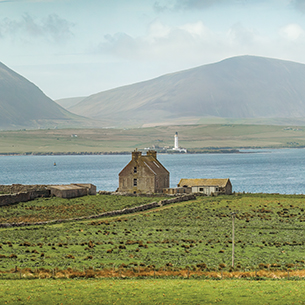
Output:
[
  {"xmin": 171, "ymin": 132, "xmax": 187, "ymax": 153},
  {"xmin": 173, "ymin": 132, "xmax": 179, "ymax": 150},
  {"xmin": 177, "ymin": 178, "xmax": 232, "ymax": 195},
  {"xmin": 118, "ymin": 150, "xmax": 169, "ymax": 194}
]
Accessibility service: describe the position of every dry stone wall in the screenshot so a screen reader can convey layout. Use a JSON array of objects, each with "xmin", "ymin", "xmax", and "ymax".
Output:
[
  {"xmin": 0, "ymin": 194, "xmax": 196, "ymax": 228},
  {"xmin": 0, "ymin": 190, "xmax": 50, "ymax": 207}
]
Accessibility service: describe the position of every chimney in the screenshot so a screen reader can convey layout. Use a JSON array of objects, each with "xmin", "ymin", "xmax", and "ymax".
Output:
[
  {"xmin": 132, "ymin": 149, "xmax": 142, "ymax": 161},
  {"xmin": 146, "ymin": 150, "xmax": 157, "ymax": 159}
]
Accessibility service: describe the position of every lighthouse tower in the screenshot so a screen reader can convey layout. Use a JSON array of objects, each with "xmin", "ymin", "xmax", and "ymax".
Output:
[{"xmin": 174, "ymin": 132, "xmax": 179, "ymax": 150}]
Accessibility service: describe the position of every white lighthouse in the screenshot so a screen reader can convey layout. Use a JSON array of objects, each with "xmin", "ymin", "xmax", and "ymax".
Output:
[
  {"xmin": 171, "ymin": 132, "xmax": 187, "ymax": 153},
  {"xmin": 174, "ymin": 132, "xmax": 179, "ymax": 150}
]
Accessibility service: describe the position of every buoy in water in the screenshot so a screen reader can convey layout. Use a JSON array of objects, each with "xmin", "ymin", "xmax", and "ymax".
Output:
[{"xmin": 54, "ymin": 162, "xmax": 56, "ymax": 166}]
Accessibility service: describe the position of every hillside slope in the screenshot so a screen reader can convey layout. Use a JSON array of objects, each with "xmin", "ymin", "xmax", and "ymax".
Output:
[
  {"xmin": 0, "ymin": 62, "xmax": 99, "ymax": 130},
  {"xmin": 69, "ymin": 56, "xmax": 305, "ymax": 127}
]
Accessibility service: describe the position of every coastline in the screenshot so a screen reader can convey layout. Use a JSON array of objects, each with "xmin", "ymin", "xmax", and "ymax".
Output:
[
  {"xmin": 0, "ymin": 149, "xmax": 242, "ymax": 156},
  {"xmin": 0, "ymin": 147, "xmax": 303, "ymax": 156}
]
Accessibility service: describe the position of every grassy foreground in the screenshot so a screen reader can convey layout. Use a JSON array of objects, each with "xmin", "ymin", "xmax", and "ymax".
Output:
[
  {"xmin": 1, "ymin": 124, "xmax": 305, "ymax": 154},
  {"xmin": 0, "ymin": 278, "xmax": 305, "ymax": 304},
  {"xmin": 1, "ymin": 193, "xmax": 305, "ymax": 271},
  {"xmin": 1, "ymin": 194, "xmax": 305, "ymax": 304}
]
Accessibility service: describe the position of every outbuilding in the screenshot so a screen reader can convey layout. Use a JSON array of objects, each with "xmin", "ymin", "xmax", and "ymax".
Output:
[{"xmin": 177, "ymin": 178, "xmax": 232, "ymax": 195}]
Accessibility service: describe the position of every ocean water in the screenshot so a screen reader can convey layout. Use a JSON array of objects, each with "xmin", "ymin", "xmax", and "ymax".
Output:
[{"xmin": 0, "ymin": 149, "xmax": 304, "ymax": 194}]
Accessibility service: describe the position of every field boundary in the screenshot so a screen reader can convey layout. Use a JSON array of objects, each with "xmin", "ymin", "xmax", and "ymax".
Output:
[
  {"xmin": 0, "ymin": 194, "xmax": 196, "ymax": 228},
  {"xmin": 0, "ymin": 268, "xmax": 304, "ymax": 280}
]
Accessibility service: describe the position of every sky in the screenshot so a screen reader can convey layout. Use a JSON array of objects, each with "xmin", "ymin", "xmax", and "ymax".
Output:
[{"xmin": 1, "ymin": 0, "xmax": 305, "ymax": 100}]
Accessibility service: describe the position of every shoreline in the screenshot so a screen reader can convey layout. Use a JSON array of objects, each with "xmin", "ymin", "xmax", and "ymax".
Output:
[{"xmin": 0, "ymin": 147, "xmax": 302, "ymax": 156}]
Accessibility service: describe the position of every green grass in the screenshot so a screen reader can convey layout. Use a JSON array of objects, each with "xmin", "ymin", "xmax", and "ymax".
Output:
[
  {"xmin": 0, "ymin": 278, "xmax": 305, "ymax": 304},
  {"xmin": 0, "ymin": 195, "xmax": 166, "ymax": 223},
  {"xmin": 1, "ymin": 124, "xmax": 305, "ymax": 154},
  {"xmin": 1, "ymin": 193, "xmax": 305, "ymax": 271},
  {"xmin": 1, "ymin": 194, "xmax": 305, "ymax": 304}
]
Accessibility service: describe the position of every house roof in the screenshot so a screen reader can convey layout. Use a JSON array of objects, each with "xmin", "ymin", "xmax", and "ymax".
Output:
[
  {"xmin": 177, "ymin": 178, "xmax": 230, "ymax": 188},
  {"xmin": 119, "ymin": 151, "xmax": 169, "ymax": 176},
  {"xmin": 141, "ymin": 155, "xmax": 169, "ymax": 175}
]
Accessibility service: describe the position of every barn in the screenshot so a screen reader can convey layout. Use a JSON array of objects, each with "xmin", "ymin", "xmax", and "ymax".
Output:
[{"xmin": 177, "ymin": 178, "xmax": 232, "ymax": 195}]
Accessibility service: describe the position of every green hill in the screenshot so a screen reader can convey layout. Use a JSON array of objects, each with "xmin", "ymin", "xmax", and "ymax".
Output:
[
  {"xmin": 0, "ymin": 62, "xmax": 101, "ymax": 130},
  {"xmin": 69, "ymin": 56, "xmax": 305, "ymax": 127}
]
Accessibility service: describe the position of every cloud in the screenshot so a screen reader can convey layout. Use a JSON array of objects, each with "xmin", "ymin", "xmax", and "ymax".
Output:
[
  {"xmin": 0, "ymin": 13, "xmax": 74, "ymax": 43},
  {"xmin": 153, "ymin": 0, "xmax": 243, "ymax": 12},
  {"xmin": 98, "ymin": 20, "xmax": 229, "ymax": 64},
  {"xmin": 228, "ymin": 23, "xmax": 260, "ymax": 46},
  {"xmin": 292, "ymin": 0, "xmax": 305, "ymax": 13},
  {"xmin": 97, "ymin": 19, "xmax": 286, "ymax": 71},
  {"xmin": 279, "ymin": 23, "xmax": 305, "ymax": 40}
]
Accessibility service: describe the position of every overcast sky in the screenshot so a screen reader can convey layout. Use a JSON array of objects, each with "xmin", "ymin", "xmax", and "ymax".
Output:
[{"xmin": 1, "ymin": 0, "xmax": 305, "ymax": 100}]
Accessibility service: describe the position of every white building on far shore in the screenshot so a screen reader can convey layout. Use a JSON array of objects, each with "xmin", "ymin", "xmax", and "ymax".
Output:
[{"xmin": 172, "ymin": 132, "xmax": 187, "ymax": 153}]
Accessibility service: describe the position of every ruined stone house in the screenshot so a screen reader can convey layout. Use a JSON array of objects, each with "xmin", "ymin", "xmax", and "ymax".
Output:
[{"xmin": 118, "ymin": 150, "xmax": 169, "ymax": 194}]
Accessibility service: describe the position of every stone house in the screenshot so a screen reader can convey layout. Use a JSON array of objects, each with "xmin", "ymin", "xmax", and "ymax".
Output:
[
  {"xmin": 118, "ymin": 150, "xmax": 169, "ymax": 194},
  {"xmin": 177, "ymin": 178, "xmax": 232, "ymax": 195}
]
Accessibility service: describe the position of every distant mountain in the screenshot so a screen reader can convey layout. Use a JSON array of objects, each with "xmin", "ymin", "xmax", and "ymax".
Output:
[
  {"xmin": 0, "ymin": 62, "xmax": 99, "ymax": 130},
  {"xmin": 68, "ymin": 56, "xmax": 305, "ymax": 127},
  {"xmin": 55, "ymin": 97, "xmax": 86, "ymax": 109}
]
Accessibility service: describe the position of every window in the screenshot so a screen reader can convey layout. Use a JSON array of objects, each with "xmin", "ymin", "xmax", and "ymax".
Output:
[
  {"xmin": 199, "ymin": 188, "xmax": 204, "ymax": 192},
  {"xmin": 133, "ymin": 179, "xmax": 137, "ymax": 186},
  {"xmin": 134, "ymin": 167, "xmax": 137, "ymax": 173}
]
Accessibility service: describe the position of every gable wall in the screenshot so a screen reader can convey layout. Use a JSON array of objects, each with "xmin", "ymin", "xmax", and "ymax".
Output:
[{"xmin": 118, "ymin": 153, "xmax": 169, "ymax": 194}]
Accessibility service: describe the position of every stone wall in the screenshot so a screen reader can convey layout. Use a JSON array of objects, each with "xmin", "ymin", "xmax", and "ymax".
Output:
[
  {"xmin": 0, "ymin": 184, "xmax": 48, "ymax": 194},
  {"xmin": 0, "ymin": 190, "xmax": 50, "ymax": 207},
  {"xmin": 0, "ymin": 194, "xmax": 196, "ymax": 228}
]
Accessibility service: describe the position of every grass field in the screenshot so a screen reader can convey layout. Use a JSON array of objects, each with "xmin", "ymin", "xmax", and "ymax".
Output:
[
  {"xmin": 1, "ymin": 124, "xmax": 305, "ymax": 154},
  {"xmin": 1, "ymin": 193, "xmax": 305, "ymax": 304},
  {"xmin": 1, "ymin": 278, "xmax": 305, "ymax": 304},
  {"xmin": 1, "ymin": 193, "xmax": 305, "ymax": 271},
  {"xmin": 0, "ymin": 195, "xmax": 166, "ymax": 224}
]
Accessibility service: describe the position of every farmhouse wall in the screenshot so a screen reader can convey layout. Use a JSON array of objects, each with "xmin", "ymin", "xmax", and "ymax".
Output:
[{"xmin": 163, "ymin": 187, "xmax": 192, "ymax": 195}]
